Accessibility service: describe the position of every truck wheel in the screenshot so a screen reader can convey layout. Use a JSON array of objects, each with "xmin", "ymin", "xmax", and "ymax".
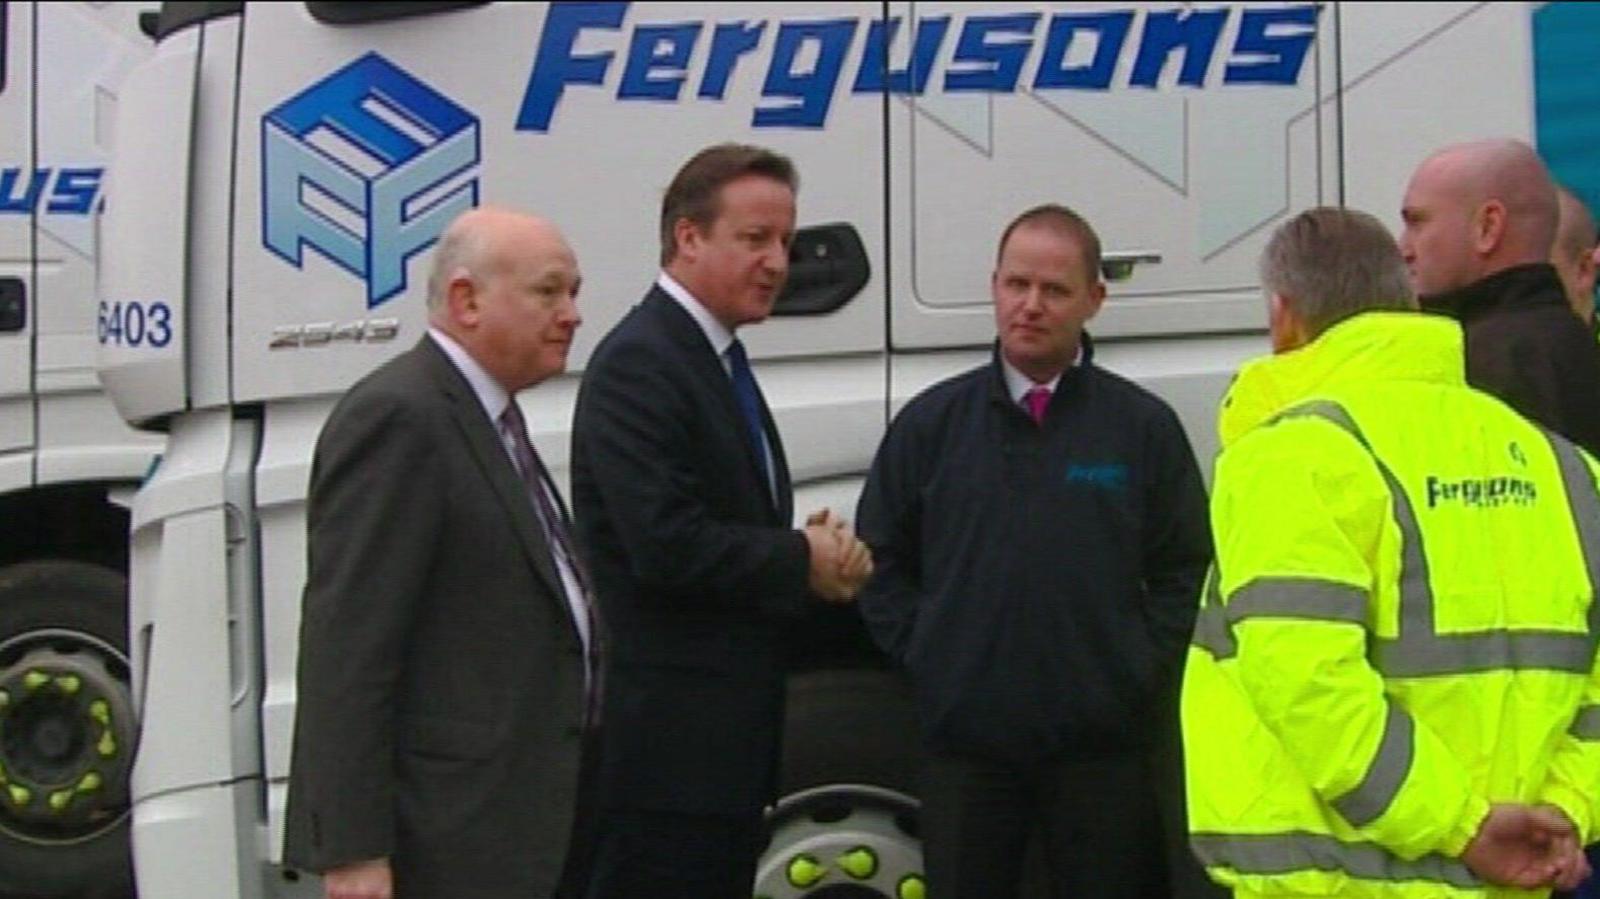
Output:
[
  {"xmin": 0, "ymin": 561, "xmax": 136, "ymax": 898},
  {"xmin": 758, "ymin": 669, "xmax": 925, "ymax": 899}
]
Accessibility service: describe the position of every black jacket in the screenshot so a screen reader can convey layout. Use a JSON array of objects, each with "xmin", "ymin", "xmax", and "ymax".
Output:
[
  {"xmin": 855, "ymin": 338, "xmax": 1211, "ymax": 766},
  {"xmin": 1423, "ymin": 263, "xmax": 1600, "ymax": 457},
  {"xmin": 571, "ymin": 287, "xmax": 810, "ymax": 819}
]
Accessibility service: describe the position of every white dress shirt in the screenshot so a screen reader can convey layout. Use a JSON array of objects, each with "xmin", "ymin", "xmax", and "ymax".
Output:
[
  {"xmin": 656, "ymin": 272, "xmax": 778, "ymax": 500},
  {"xmin": 1000, "ymin": 342, "xmax": 1082, "ymax": 406},
  {"xmin": 427, "ymin": 328, "xmax": 593, "ymax": 663}
]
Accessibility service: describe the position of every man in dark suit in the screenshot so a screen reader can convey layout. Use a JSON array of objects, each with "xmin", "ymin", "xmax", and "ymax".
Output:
[
  {"xmin": 572, "ymin": 143, "xmax": 871, "ymax": 899},
  {"xmin": 283, "ymin": 207, "xmax": 596, "ymax": 899}
]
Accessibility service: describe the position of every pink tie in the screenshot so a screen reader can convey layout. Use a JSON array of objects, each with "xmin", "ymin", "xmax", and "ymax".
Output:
[{"xmin": 1023, "ymin": 385, "xmax": 1051, "ymax": 425}]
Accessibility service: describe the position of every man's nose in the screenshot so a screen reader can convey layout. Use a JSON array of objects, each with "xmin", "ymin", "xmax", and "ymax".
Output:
[{"xmin": 764, "ymin": 240, "xmax": 789, "ymax": 274}]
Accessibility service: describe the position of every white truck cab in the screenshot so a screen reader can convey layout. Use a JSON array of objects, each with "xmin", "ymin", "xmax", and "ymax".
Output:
[
  {"xmin": 95, "ymin": 3, "xmax": 1597, "ymax": 897},
  {"xmin": 0, "ymin": 4, "xmax": 159, "ymax": 896}
]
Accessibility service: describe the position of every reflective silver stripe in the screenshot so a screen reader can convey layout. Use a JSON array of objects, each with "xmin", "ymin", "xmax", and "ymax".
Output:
[
  {"xmin": 1227, "ymin": 578, "xmax": 1369, "ymax": 627},
  {"xmin": 1572, "ymin": 705, "xmax": 1600, "ymax": 740},
  {"xmin": 1546, "ymin": 433, "xmax": 1600, "ymax": 646},
  {"xmin": 1373, "ymin": 631, "xmax": 1596, "ymax": 677},
  {"xmin": 1193, "ymin": 603, "xmax": 1234, "ymax": 659},
  {"xmin": 1192, "ymin": 567, "xmax": 1237, "ymax": 659},
  {"xmin": 1331, "ymin": 701, "xmax": 1414, "ymax": 827},
  {"xmin": 1375, "ymin": 459, "xmax": 1437, "ymax": 643},
  {"xmin": 1276, "ymin": 401, "xmax": 1599, "ymax": 676},
  {"xmin": 1276, "ymin": 401, "xmax": 1437, "ymax": 646},
  {"xmin": 1190, "ymin": 831, "xmax": 1481, "ymax": 889}
]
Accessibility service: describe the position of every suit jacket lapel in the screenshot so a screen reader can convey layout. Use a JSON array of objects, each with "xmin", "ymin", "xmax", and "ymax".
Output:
[
  {"xmin": 645, "ymin": 290, "xmax": 786, "ymax": 523},
  {"xmin": 417, "ymin": 339, "xmax": 566, "ymax": 603}
]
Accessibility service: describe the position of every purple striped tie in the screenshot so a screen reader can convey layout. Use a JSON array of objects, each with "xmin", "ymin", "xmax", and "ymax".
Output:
[{"xmin": 499, "ymin": 400, "xmax": 601, "ymax": 722}]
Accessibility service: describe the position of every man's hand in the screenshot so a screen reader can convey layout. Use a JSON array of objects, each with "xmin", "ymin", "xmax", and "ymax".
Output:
[
  {"xmin": 1463, "ymin": 803, "xmax": 1584, "ymax": 890},
  {"xmin": 323, "ymin": 857, "xmax": 392, "ymax": 899},
  {"xmin": 1534, "ymin": 804, "xmax": 1593, "ymax": 892},
  {"xmin": 803, "ymin": 508, "xmax": 874, "ymax": 603}
]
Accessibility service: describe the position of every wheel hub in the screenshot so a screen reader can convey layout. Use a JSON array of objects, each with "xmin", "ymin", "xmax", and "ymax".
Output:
[
  {"xmin": 755, "ymin": 785, "xmax": 925, "ymax": 899},
  {"xmin": 0, "ymin": 640, "xmax": 134, "ymax": 842}
]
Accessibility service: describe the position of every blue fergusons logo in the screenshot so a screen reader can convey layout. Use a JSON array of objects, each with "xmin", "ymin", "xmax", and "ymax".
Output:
[
  {"xmin": 517, "ymin": 2, "xmax": 1317, "ymax": 132},
  {"xmin": 263, "ymin": 53, "xmax": 480, "ymax": 309},
  {"xmin": 0, "ymin": 168, "xmax": 103, "ymax": 215},
  {"xmin": 1066, "ymin": 463, "xmax": 1129, "ymax": 489}
]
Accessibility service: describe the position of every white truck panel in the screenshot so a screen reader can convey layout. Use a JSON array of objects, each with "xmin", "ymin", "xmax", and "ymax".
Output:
[
  {"xmin": 185, "ymin": 16, "xmax": 242, "ymax": 411},
  {"xmin": 886, "ymin": 1, "xmax": 1326, "ymax": 350},
  {"xmin": 228, "ymin": 2, "xmax": 887, "ymax": 405},
  {"xmin": 131, "ymin": 781, "xmax": 269, "ymax": 899},
  {"xmin": 97, "ymin": 27, "xmax": 197, "ymax": 426},
  {"xmin": 254, "ymin": 399, "xmax": 324, "ymax": 821},
  {"xmin": 0, "ymin": 1, "xmax": 34, "ymax": 456},
  {"xmin": 1340, "ymin": 2, "xmax": 1536, "ymax": 234}
]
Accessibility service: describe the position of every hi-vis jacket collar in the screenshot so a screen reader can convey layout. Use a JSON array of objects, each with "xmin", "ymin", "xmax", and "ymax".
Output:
[{"xmin": 1217, "ymin": 311, "xmax": 1468, "ymax": 449}]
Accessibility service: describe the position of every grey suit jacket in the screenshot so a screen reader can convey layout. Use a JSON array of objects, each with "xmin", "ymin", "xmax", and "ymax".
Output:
[{"xmin": 283, "ymin": 337, "xmax": 586, "ymax": 898}]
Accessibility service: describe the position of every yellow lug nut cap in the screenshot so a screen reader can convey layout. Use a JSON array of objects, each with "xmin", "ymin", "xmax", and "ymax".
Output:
[
  {"xmin": 77, "ymin": 772, "xmax": 102, "ymax": 793},
  {"xmin": 23, "ymin": 671, "xmax": 50, "ymax": 691},
  {"xmin": 48, "ymin": 790, "xmax": 72, "ymax": 812},
  {"xmin": 786, "ymin": 854, "xmax": 827, "ymax": 889},
  {"xmin": 838, "ymin": 847, "xmax": 878, "ymax": 879},
  {"xmin": 97, "ymin": 731, "xmax": 117, "ymax": 758},
  {"xmin": 54, "ymin": 675, "xmax": 81, "ymax": 695},
  {"xmin": 897, "ymin": 874, "xmax": 927, "ymax": 899},
  {"xmin": 0, "ymin": 689, "xmax": 10, "ymax": 708},
  {"xmin": 89, "ymin": 700, "xmax": 110, "ymax": 725},
  {"xmin": 7, "ymin": 785, "xmax": 29, "ymax": 807}
]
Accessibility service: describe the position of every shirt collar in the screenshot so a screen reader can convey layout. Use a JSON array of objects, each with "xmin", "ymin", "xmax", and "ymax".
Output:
[
  {"xmin": 428, "ymin": 327, "xmax": 511, "ymax": 425},
  {"xmin": 658, "ymin": 270, "xmax": 736, "ymax": 358},
  {"xmin": 999, "ymin": 346, "xmax": 1078, "ymax": 405}
]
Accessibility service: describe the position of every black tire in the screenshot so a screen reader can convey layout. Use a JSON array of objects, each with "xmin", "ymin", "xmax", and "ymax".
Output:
[{"xmin": 0, "ymin": 560, "xmax": 135, "ymax": 899}]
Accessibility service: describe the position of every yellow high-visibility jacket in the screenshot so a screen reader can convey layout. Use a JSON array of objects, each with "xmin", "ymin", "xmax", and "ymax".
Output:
[{"xmin": 1182, "ymin": 312, "xmax": 1600, "ymax": 898}]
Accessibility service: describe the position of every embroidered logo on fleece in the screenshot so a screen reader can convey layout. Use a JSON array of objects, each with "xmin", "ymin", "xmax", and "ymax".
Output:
[{"xmin": 1066, "ymin": 463, "xmax": 1129, "ymax": 489}]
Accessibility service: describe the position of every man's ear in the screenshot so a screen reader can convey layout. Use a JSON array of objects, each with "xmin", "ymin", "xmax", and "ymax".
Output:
[
  {"xmin": 672, "ymin": 217, "xmax": 702, "ymax": 265},
  {"xmin": 1474, "ymin": 199, "xmax": 1507, "ymax": 257},
  {"xmin": 444, "ymin": 270, "xmax": 478, "ymax": 327},
  {"xmin": 1085, "ymin": 279, "xmax": 1108, "ymax": 319},
  {"xmin": 1267, "ymin": 292, "xmax": 1305, "ymax": 353}
]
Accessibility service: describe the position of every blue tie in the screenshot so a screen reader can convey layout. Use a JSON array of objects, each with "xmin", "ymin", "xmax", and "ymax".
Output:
[{"xmin": 725, "ymin": 339, "xmax": 773, "ymax": 501}]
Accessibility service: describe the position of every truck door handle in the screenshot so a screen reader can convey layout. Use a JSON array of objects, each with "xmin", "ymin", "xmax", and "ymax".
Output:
[
  {"xmin": 0, "ymin": 277, "xmax": 24, "ymax": 332},
  {"xmin": 1101, "ymin": 251, "xmax": 1162, "ymax": 283},
  {"xmin": 772, "ymin": 223, "xmax": 871, "ymax": 317}
]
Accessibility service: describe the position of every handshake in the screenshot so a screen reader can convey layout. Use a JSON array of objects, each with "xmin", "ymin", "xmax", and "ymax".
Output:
[
  {"xmin": 802, "ymin": 508, "xmax": 874, "ymax": 604},
  {"xmin": 1463, "ymin": 803, "xmax": 1592, "ymax": 891}
]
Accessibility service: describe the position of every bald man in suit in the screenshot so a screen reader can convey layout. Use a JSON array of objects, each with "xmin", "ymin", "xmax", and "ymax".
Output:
[{"xmin": 284, "ymin": 208, "xmax": 597, "ymax": 899}]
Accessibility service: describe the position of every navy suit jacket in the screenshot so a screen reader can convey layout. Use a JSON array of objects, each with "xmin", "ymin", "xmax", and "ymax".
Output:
[{"xmin": 571, "ymin": 286, "xmax": 811, "ymax": 817}]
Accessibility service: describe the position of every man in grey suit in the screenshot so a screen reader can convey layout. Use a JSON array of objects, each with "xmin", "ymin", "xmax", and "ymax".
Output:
[{"xmin": 283, "ymin": 207, "xmax": 595, "ymax": 899}]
